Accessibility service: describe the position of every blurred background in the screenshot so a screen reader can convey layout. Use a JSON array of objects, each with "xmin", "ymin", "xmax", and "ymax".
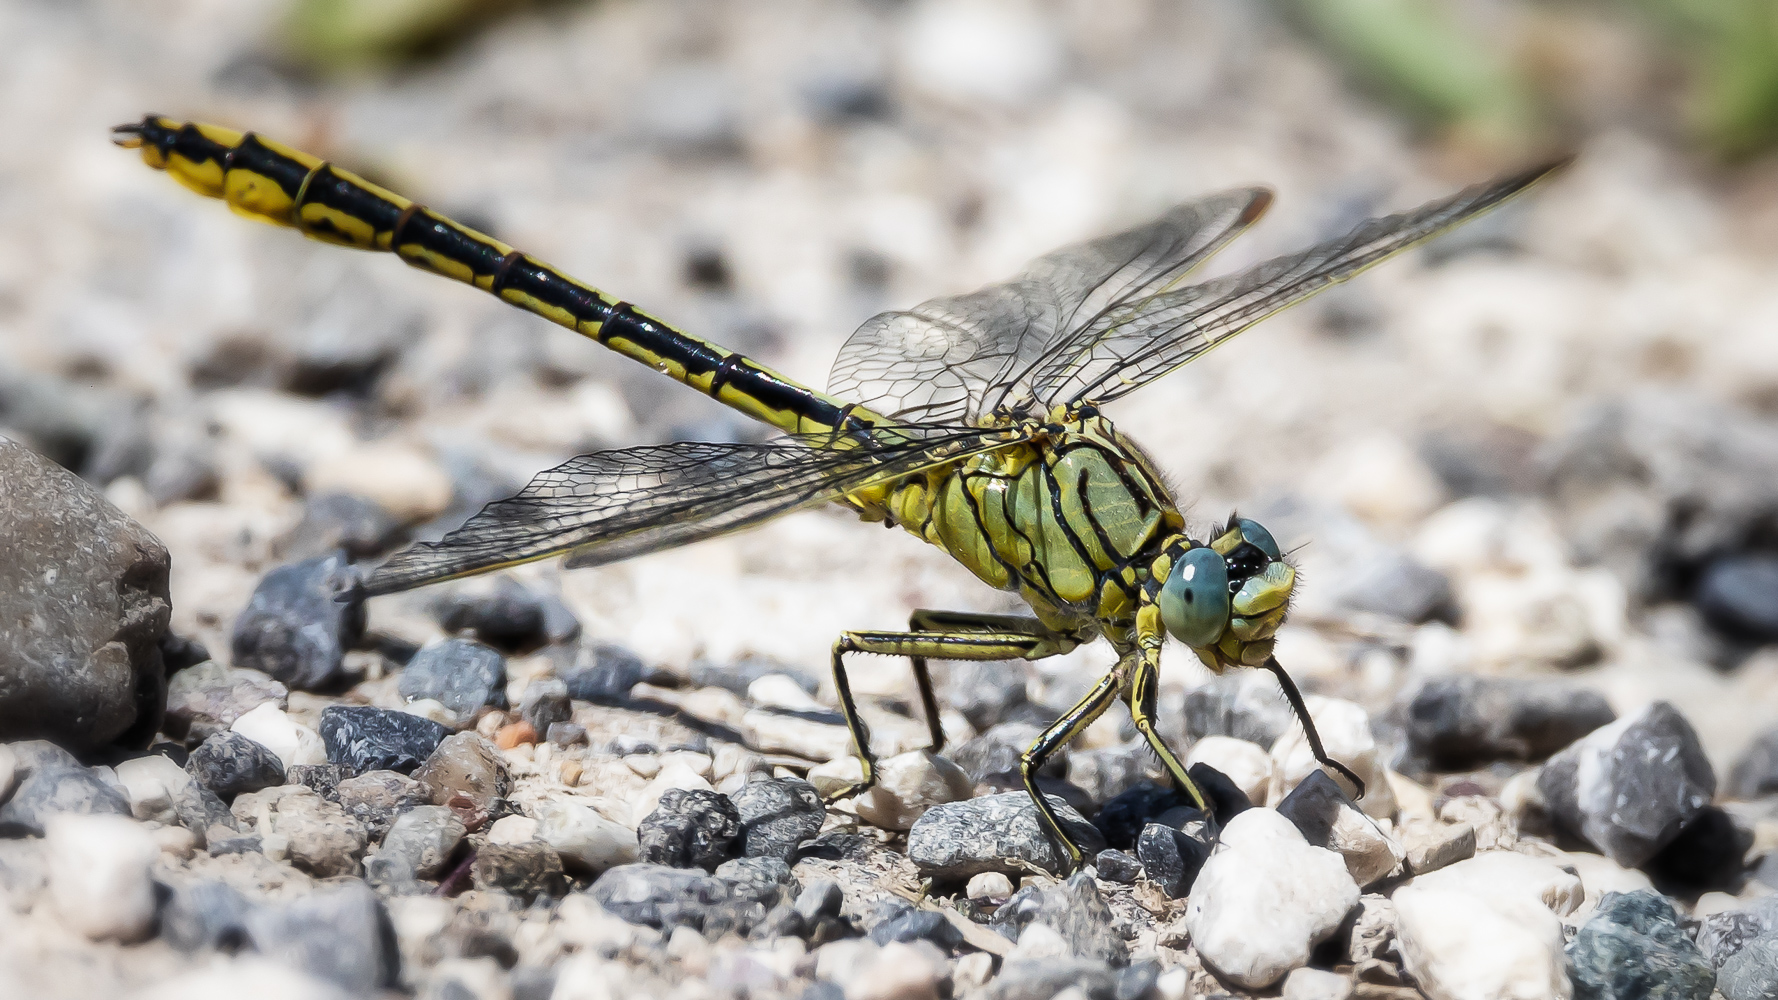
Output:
[{"xmin": 4, "ymin": 0, "xmax": 1778, "ymax": 775}]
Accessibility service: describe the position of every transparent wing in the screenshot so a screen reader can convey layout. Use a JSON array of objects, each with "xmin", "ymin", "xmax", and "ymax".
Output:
[
  {"xmin": 361, "ymin": 426, "xmax": 1021, "ymax": 596},
  {"xmin": 1031, "ymin": 159, "xmax": 1569, "ymax": 407},
  {"xmin": 827, "ymin": 188, "xmax": 1273, "ymax": 423}
]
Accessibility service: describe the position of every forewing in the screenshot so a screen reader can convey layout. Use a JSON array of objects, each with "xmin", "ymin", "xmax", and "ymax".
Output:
[
  {"xmin": 827, "ymin": 188, "xmax": 1271, "ymax": 422},
  {"xmin": 361, "ymin": 427, "xmax": 1019, "ymax": 596},
  {"xmin": 1033, "ymin": 159, "xmax": 1569, "ymax": 407}
]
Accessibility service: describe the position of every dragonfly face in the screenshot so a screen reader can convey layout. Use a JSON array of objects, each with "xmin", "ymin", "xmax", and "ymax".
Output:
[
  {"xmin": 1159, "ymin": 517, "xmax": 1296, "ymax": 672},
  {"xmin": 115, "ymin": 114, "xmax": 1564, "ymax": 873}
]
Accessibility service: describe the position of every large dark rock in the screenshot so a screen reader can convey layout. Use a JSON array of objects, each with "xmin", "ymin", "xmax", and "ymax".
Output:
[
  {"xmin": 1404, "ymin": 674, "xmax": 1617, "ymax": 770},
  {"xmin": 728, "ymin": 777, "xmax": 824, "ymax": 862},
  {"xmin": 908, "ymin": 791, "xmax": 1105, "ymax": 878},
  {"xmin": 1536, "ymin": 702, "xmax": 1715, "ymax": 868},
  {"xmin": 1566, "ymin": 890, "xmax": 1714, "ymax": 1000},
  {"xmin": 231, "ymin": 552, "xmax": 365, "ymax": 691},
  {"xmin": 397, "ymin": 638, "xmax": 507, "ymax": 718},
  {"xmin": 638, "ymin": 788, "xmax": 743, "ymax": 871},
  {"xmin": 318, "ymin": 706, "xmax": 449, "ymax": 775},
  {"xmin": 0, "ymin": 438, "xmax": 170, "ymax": 753}
]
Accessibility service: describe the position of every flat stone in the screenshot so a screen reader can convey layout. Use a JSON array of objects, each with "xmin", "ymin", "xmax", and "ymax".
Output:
[
  {"xmin": 989, "ymin": 871, "xmax": 1127, "ymax": 965},
  {"xmin": 1185, "ymin": 808, "xmax": 1360, "ymax": 989},
  {"xmin": 536, "ymin": 799, "xmax": 638, "ymax": 875},
  {"xmin": 1404, "ymin": 674, "xmax": 1616, "ymax": 770},
  {"xmin": 187, "ymin": 730, "xmax": 287, "ymax": 800},
  {"xmin": 729, "ymin": 777, "xmax": 825, "ymax": 861},
  {"xmin": 242, "ymin": 880, "xmax": 400, "ymax": 993},
  {"xmin": 164, "ymin": 660, "xmax": 289, "ymax": 742},
  {"xmin": 0, "ymin": 763, "xmax": 131, "ymax": 836},
  {"xmin": 319, "ymin": 705, "xmax": 450, "ymax": 775},
  {"xmin": 231, "ymin": 552, "xmax": 365, "ymax": 691},
  {"xmin": 398, "ymin": 638, "xmax": 507, "ymax": 719},
  {"xmin": 0, "ymin": 438, "xmax": 170, "ymax": 753},
  {"xmin": 1567, "ymin": 890, "xmax": 1714, "ymax": 1000},
  {"xmin": 1399, "ymin": 820, "xmax": 1477, "ymax": 875},
  {"xmin": 1537, "ymin": 701, "xmax": 1715, "ymax": 867},
  {"xmin": 639, "ymin": 787, "xmax": 743, "ymax": 870},
  {"xmin": 589, "ymin": 862, "xmax": 734, "ymax": 930},
  {"xmin": 908, "ymin": 791, "xmax": 1106, "ymax": 878},
  {"xmin": 1718, "ymin": 931, "xmax": 1778, "ymax": 1000},
  {"xmin": 715, "ymin": 855, "xmax": 798, "ymax": 907}
]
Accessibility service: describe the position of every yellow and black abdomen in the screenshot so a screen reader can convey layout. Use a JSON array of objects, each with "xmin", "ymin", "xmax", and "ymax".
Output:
[{"xmin": 114, "ymin": 115, "xmax": 879, "ymax": 439}]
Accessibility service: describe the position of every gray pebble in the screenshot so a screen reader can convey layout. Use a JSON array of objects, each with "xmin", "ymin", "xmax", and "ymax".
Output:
[
  {"xmin": 398, "ymin": 637, "xmax": 507, "ymax": 718},
  {"xmin": 277, "ymin": 492, "xmax": 406, "ymax": 562},
  {"xmin": 589, "ymin": 862, "xmax": 733, "ymax": 930},
  {"xmin": 364, "ymin": 804, "xmax": 466, "ymax": 888},
  {"xmin": 242, "ymin": 879, "xmax": 400, "ymax": 992},
  {"xmin": 186, "ymin": 731, "xmax": 286, "ymax": 800},
  {"xmin": 318, "ymin": 705, "xmax": 450, "ymax": 775},
  {"xmin": 987, "ymin": 959, "xmax": 1119, "ymax": 1000},
  {"xmin": 909, "ymin": 791, "xmax": 1106, "ymax": 878},
  {"xmin": 559, "ymin": 643, "xmax": 650, "ymax": 703},
  {"xmin": 433, "ymin": 577, "xmax": 578, "ymax": 652},
  {"xmin": 518, "ymin": 678, "xmax": 572, "ymax": 734},
  {"xmin": 793, "ymin": 879, "xmax": 843, "ymax": 921},
  {"xmin": 1094, "ymin": 848, "xmax": 1142, "ymax": 884},
  {"xmin": 638, "ymin": 788, "xmax": 743, "ymax": 870},
  {"xmin": 1567, "ymin": 890, "xmax": 1714, "ymax": 1000},
  {"xmin": 334, "ymin": 769, "xmax": 427, "ymax": 838},
  {"xmin": 0, "ymin": 764, "xmax": 131, "ymax": 836},
  {"xmin": 161, "ymin": 880, "xmax": 254, "ymax": 953},
  {"xmin": 1717, "ymin": 932, "xmax": 1778, "ymax": 1000},
  {"xmin": 1405, "ymin": 674, "xmax": 1617, "ymax": 770},
  {"xmin": 1136, "ymin": 822, "xmax": 1210, "ymax": 898},
  {"xmin": 871, "ymin": 908, "xmax": 962, "ymax": 950},
  {"xmin": 729, "ymin": 777, "xmax": 824, "ymax": 862},
  {"xmin": 230, "ymin": 552, "xmax": 365, "ymax": 691},
  {"xmin": 715, "ymin": 855, "xmax": 798, "ymax": 907},
  {"xmin": 1696, "ymin": 554, "xmax": 1778, "ymax": 642},
  {"xmin": 1729, "ymin": 726, "xmax": 1778, "ymax": 801},
  {"xmin": 988, "ymin": 872, "xmax": 1127, "ymax": 965},
  {"xmin": 471, "ymin": 839, "xmax": 567, "ymax": 901}
]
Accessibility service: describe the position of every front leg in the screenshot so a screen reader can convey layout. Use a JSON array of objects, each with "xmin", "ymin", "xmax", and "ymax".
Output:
[
  {"xmin": 825, "ymin": 617, "xmax": 1076, "ymax": 804},
  {"xmin": 1126, "ymin": 603, "xmax": 1216, "ymax": 816}
]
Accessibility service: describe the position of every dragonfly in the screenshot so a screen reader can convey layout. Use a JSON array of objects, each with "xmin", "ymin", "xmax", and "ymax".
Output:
[{"xmin": 115, "ymin": 115, "xmax": 1564, "ymax": 869}]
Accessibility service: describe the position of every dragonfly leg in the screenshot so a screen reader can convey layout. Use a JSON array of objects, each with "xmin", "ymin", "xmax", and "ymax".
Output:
[
  {"xmin": 1127, "ymin": 653, "xmax": 1215, "ymax": 817},
  {"xmin": 1264, "ymin": 656, "xmax": 1366, "ymax": 798},
  {"xmin": 1019, "ymin": 666, "xmax": 1124, "ymax": 873},
  {"xmin": 825, "ymin": 622, "xmax": 1074, "ymax": 805},
  {"xmin": 906, "ymin": 611, "xmax": 1074, "ymax": 753}
]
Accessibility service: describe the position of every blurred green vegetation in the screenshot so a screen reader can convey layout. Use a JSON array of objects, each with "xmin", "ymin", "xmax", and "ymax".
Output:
[{"xmin": 280, "ymin": 0, "xmax": 542, "ymax": 72}]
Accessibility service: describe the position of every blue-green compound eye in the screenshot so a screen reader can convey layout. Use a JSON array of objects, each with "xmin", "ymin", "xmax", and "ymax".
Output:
[
  {"xmin": 1234, "ymin": 518, "xmax": 1281, "ymax": 560},
  {"xmin": 1160, "ymin": 547, "xmax": 1231, "ymax": 648}
]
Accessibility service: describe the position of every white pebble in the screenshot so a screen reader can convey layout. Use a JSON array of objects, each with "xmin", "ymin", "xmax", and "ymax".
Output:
[
  {"xmin": 1185, "ymin": 808, "xmax": 1360, "ymax": 988},
  {"xmin": 1409, "ymin": 851, "xmax": 1583, "ymax": 917},
  {"xmin": 232, "ymin": 702, "xmax": 328, "ymax": 769},
  {"xmin": 127, "ymin": 956, "xmax": 355, "ymax": 1000},
  {"xmin": 1283, "ymin": 966, "xmax": 1355, "ymax": 1000},
  {"xmin": 45, "ymin": 814, "xmax": 160, "ymax": 942},
  {"xmin": 397, "ymin": 698, "xmax": 460, "ymax": 728},
  {"xmin": 486, "ymin": 815, "xmax": 540, "ymax": 844},
  {"xmin": 0, "ymin": 743, "xmax": 16, "ymax": 801},
  {"xmin": 152, "ymin": 823, "xmax": 199, "ymax": 860},
  {"xmin": 816, "ymin": 938, "xmax": 947, "ymax": 1000},
  {"xmin": 1394, "ymin": 883, "xmax": 1568, "ymax": 1000},
  {"xmin": 1186, "ymin": 735, "xmax": 1277, "ymax": 806},
  {"xmin": 1267, "ymin": 696, "xmax": 1398, "ymax": 818},
  {"xmin": 537, "ymin": 799, "xmax": 638, "ymax": 875},
  {"xmin": 114, "ymin": 753, "xmax": 194, "ymax": 824},
  {"xmin": 966, "ymin": 871, "xmax": 1014, "ymax": 901},
  {"xmin": 747, "ymin": 673, "xmax": 825, "ymax": 712},
  {"xmin": 854, "ymin": 750, "xmax": 974, "ymax": 831},
  {"xmin": 631, "ymin": 760, "xmax": 714, "ymax": 826}
]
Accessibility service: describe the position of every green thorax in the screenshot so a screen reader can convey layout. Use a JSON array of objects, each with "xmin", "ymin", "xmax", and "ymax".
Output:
[{"xmin": 875, "ymin": 407, "xmax": 1185, "ymax": 633}]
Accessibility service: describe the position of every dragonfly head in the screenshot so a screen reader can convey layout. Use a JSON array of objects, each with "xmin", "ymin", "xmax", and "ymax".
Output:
[{"xmin": 1158, "ymin": 517, "xmax": 1294, "ymax": 672}]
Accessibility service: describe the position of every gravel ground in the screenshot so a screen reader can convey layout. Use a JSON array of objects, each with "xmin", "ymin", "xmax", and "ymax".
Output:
[{"xmin": 4, "ymin": 2, "xmax": 1778, "ymax": 999}]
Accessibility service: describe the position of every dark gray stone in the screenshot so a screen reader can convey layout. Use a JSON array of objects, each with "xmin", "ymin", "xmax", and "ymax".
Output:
[
  {"xmin": 471, "ymin": 840, "xmax": 566, "ymax": 901},
  {"xmin": 1729, "ymin": 727, "xmax": 1778, "ymax": 801},
  {"xmin": 231, "ymin": 552, "xmax": 365, "ymax": 691},
  {"xmin": 871, "ymin": 908, "xmax": 962, "ymax": 950},
  {"xmin": 398, "ymin": 638, "xmax": 507, "ymax": 718},
  {"xmin": 750, "ymin": 903, "xmax": 806, "ymax": 941},
  {"xmin": 936, "ymin": 660, "xmax": 1033, "ymax": 732},
  {"xmin": 909, "ymin": 791, "xmax": 1107, "ymax": 878},
  {"xmin": 186, "ymin": 731, "xmax": 286, "ymax": 800},
  {"xmin": 334, "ymin": 769, "xmax": 427, "ymax": 838},
  {"xmin": 638, "ymin": 788, "xmax": 743, "ymax": 870},
  {"xmin": 729, "ymin": 778, "xmax": 824, "ymax": 862},
  {"xmin": 1067, "ymin": 745, "xmax": 1155, "ymax": 808},
  {"xmin": 560, "ymin": 643, "xmax": 649, "ymax": 702},
  {"xmin": 792, "ymin": 879, "xmax": 842, "ymax": 921},
  {"xmin": 949, "ymin": 723, "xmax": 1067, "ymax": 786},
  {"xmin": 286, "ymin": 763, "xmax": 345, "ymax": 801},
  {"xmin": 518, "ymin": 678, "xmax": 571, "ymax": 734},
  {"xmin": 1567, "ymin": 890, "xmax": 1714, "ymax": 1000},
  {"xmin": 1094, "ymin": 848, "xmax": 1142, "ymax": 884},
  {"xmin": 242, "ymin": 880, "xmax": 400, "ymax": 992},
  {"xmin": 1187, "ymin": 761, "xmax": 1255, "ymax": 822},
  {"xmin": 161, "ymin": 880, "xmax": 255, "ymax": 953},
  {"xmin": 1093, "ymin": 783, "xmax": 1191, "ymax": 851},
  {"xmin": 1537, "ymin": 702, "xmax": 1716, "ymax": 867},
  {"xmin": 1698, "ymin": 897, "xmax": 1778, "ymax": 969},
  {"xmin": 715, "ymin": 856, "xmax": 798, "ymax": 907},
  {"xmin": 0, "ymin": 438, "xmax": 170, "ymax": 753},
  {"xmin": 1718, "ymin": 932, "xmax": 1778, "ymax": 1000},
  {"xmin": 546, "ymin": 722, "xmax": 587, "ymax": 747},
  {"xmin": 171, "ymin": 778, "xmax": 238, "ymax": 840},
  {"xmin": 1697, "ymin": 554, "xmax": 1778, "ymax": 642},
  {"xmin": 588, "ymin": 862, "xmax": 733, "ymax": 930},
  {"xmin": 318, "ymin": 705, "xmax": 450, "ymax": 775},
  {"xmin": 988, "ymin": 872, "xmax": 1127, "ymax": 965},
  {"xmin": 433, "ymin": 578, "xmax": 577, "ymax": 652},
  {"xmin": 1645, "ymin": 807, "xmax": 1752, "ymax": 894},
  {"xmin": 1116, "ymin": 961, "xmax": 1161, "ymax": 1000},
  {"xmin": 0, "ymin": 764, "xmax": 131, "ymax": 836},
  {"xmin": 163, "ymin": 661, "xmax": 288, "ymax": 742},
  {"xmin": 1333, "ymin": 549, "xmax": 1458, "ymax": 624},
  {"xmin": 364, "ymin": 805, "xmax": 465, "ymax": 888},
  {"xmin": 1405, "ymin": 674, "xmax": 1617, "ymax": 770},
  {"xmin": 277, "ymin": 492, "xmax": 406, "ymax": 561},
  {"xmin": 1179, "ymin": 670, "xmax": 1295, "ymax": 749},
  {"xmin": 1136, "ymin": 822, "xmax": 1209, "ymax": 898}
]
